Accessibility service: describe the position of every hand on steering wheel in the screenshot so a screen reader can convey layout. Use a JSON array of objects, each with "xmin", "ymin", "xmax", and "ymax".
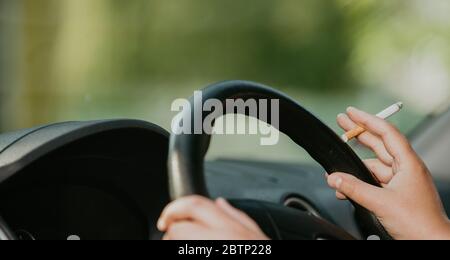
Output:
[
  {"xmin": 326, "ymin": 107, "xmax": 450, "ymax": 240},
  {"xmin": 158, "ymin": 196, "xmax": 268, "ymax": 240}
]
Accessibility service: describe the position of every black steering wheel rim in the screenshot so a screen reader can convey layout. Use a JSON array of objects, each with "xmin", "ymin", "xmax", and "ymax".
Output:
[
  {"xmin": 0, "ymin": 216, "xmax": 16, "ymax": 240},
  {"xmin": 168, "ymin": 80, "xmax": 392, "ymax": 240}
]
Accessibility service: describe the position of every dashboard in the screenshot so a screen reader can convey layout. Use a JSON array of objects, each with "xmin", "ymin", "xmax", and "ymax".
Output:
[
  {"xmin": 206, "ymin": 160, "xmax": 362, "ymax": 238},
  {"xmin": 0, "ymin": 121, "xmax": 170, "ymax": 240}
]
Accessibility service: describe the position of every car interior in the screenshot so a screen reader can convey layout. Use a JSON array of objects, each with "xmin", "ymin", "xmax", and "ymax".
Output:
[{"xmin": 0, "ymin": 81, "xmax": 449, "ymax": 240}]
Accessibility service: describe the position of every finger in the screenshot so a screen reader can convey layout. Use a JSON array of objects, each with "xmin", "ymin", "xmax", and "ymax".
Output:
[
  {"xmin": 165, "ymin": 222, "xmax": 209, "ymax": 240},
  {"xmin": 337, "ymin": 113, "xmax": 393, "ymax": 165},
  {"xmin": 330, "ymin": 173, "xmax": 349, "ymax": 199},
  {"xmin": 158, "ymin": 196, "xmax": 224, "ymax": 231},
  {"xmin": 336, "ymin": 191, "xmax": 347, "ymax": 200},
  {"xmin": 364, "ymin": 159, "xmax": 394, "ymax": 184},
  {"xmin": 346, "ymin": 107, "xmax": 415, "ymax": 163},
  {"xmin": 327, "ymin": 172, "xmax": 387, "ymax": 213},
  {"xmin": 215, "ymin": 198, "xmax": 261, "ymax": 232}
]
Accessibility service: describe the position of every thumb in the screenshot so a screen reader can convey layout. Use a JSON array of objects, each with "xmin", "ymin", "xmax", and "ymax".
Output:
[{"xmin": 327, "ymin": 173, "xmax": 386, "ymax": 213}]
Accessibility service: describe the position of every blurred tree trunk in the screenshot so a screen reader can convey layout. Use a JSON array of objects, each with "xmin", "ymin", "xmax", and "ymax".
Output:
[
  {"xmin": 0, "ymin": 0, "xmax": 9, "ymax": 131},
  {"xmin": 16, "ymin": 0, "xmax": 62, "ymax": 129},
  {"xmin": 0, "ymin": 0, "xmax": 20, "ymax": 132}
]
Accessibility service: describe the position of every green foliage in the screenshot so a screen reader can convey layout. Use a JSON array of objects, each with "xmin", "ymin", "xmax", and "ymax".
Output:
[{"xmin": 78, "ymin": 0, "xmax": 354, "ymax": 91}]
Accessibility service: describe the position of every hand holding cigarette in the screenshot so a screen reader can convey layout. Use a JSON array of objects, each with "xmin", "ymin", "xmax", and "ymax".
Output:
[
  {"xmin": 341, "ymin": 102, "xmax": 403, "ymax": 142},
  {"xmin": 328, "ymin": 107, "xmax": 450, "ymax": 240}
]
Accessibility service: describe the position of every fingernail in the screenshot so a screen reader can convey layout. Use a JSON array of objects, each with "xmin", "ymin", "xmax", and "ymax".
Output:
[
  {"xmin": 217, "ymin": 197, "xmax": 232, "ymax": 207},
  {"xmin": 157, "ymin": 219, "xmax": 166, "ymax": 231},
  {"xmin": 335, "ymin": 178, "xmax": 343, "ymax": 189},
  {"xmin": 324, "ymin": 172, "xmax": 329, "ymax": 181},
  {"xmin": 337, "ymin": 113, "xmax": 346, "ymax": 118},
  {"xmin": 347, "ymin": 107, "xmax": 356, "ymax": 113}
]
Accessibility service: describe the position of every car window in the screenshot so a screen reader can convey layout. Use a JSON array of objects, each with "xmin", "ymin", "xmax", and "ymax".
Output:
[{"xmin": 0, "ymin": 0, "xmax": 449, "ymax": 163}]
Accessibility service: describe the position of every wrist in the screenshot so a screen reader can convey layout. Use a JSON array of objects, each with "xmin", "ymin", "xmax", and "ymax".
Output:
[{"xmin": 430, "ymin": 219, "xmax": 450, "ymax": 240}]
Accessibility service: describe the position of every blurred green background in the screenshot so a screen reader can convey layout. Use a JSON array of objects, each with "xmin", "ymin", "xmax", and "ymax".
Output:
[{"xmin": 0, "ymin": 0, "xmax": 449, "ymax": 162}]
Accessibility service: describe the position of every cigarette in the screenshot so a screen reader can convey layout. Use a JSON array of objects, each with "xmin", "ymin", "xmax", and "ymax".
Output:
[{"xmin": 341, "ymin": 102, "xmax": 403, "ymax": 143}]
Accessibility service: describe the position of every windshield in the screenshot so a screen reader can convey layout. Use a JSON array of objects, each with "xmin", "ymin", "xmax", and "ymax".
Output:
[{"xmin": 1, "ymin": 0, "xmax": 449, "ymax": 163}]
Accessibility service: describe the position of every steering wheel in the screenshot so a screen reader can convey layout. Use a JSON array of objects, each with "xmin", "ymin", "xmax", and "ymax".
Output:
[{"xmin": 168, "ymin": 80, "xmax": 392, "ymax": 240}]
